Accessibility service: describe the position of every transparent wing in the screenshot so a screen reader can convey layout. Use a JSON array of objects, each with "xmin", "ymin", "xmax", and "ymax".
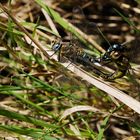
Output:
[
  {"xmin": 66, "ymin": 6, "xmax": 87, "ymax": 63},
  {"xmin": 124, "ymin": 38, "xmax": 140, "ymax": 64},
  {"xmin": 71, "ymin": 6, "xmax": 109, "ymax": 53},
  {"xmin": 70, "ymin": 6, "xmax": 87, "ymax": 48}
]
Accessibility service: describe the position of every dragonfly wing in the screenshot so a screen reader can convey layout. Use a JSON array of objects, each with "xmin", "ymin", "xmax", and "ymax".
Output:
[{"xmin": 125, "ymin": 38, "xmax": 140, "ymax": 64}]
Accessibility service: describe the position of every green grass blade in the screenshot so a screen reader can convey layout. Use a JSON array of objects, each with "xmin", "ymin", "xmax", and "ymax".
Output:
[
  {"xmin": 23, "ymin": 71, "xmax": 77, "ymax": 99},
  {"xmin": 0, "ymin": 124, "xmax": 62, "ymax": 140},
  {"xmin": 131, "ymin": 123, "xmax": 140, "ymax": 134},
  {"xmin": 21, "ymin": 22, "xmax": 60, "ymax": 37},
  {"xmin": 0, "ymin": 107, "xmax": 58, "ymax": 129},
  {"xmin": 35, "ymin": 0, "xmax": 93, "ymax": 49},
  {"xmin": 97, "ymin": 115, "xmax": 110, "ymax": 140},
  {"xmin": 0, "ymin": 90, "xmax": 55, "ymax": 117},
  {"xmin": 114, "ymin": 8, "xmax": 140, "ymax": 34}
]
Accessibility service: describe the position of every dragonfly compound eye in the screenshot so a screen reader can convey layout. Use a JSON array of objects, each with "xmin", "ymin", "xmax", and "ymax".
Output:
[
  {"xmin": 107, "ymin": 44, "xmax": 124, "ymax": 53},
  {"xmin": 52, "ymin": 43, "xmax": 61, "ymax": 51}
]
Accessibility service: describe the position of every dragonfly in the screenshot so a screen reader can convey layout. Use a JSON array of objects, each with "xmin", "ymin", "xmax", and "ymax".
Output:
[
  {"xmin": 51, "ymin": 7, "xmax": 131, "ymax": 81},
  {"xmin": 51, "ymin": 39, "xmax": 109, "ymax": 77},
  {"xmin": 100, "ymin": 38, "xmax": 140, "ymax": 81},
  {"xmin": 52, "ymin": 39, "xmax": 131, "ymax": 80},
  {"xmin": 100, "ymin": 43, "xmax": 130, "ymax": 80},
  {"xmin": 52, "ymin": 40, "xmax": 99, "ymax": 65}
]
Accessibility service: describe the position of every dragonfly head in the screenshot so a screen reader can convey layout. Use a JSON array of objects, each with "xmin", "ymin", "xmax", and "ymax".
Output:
[
  {"xmin": 102, "ymin": 44, "xmax": 125, "ymax": 62},
  {"xmin": 52, "ymin": 42, "xmax": 62, "ymax": 51}
]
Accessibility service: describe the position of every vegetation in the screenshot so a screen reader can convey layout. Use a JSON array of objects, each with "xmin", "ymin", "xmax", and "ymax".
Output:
[{"xmin": 0, "ymin": 0, "xmax": 140, "ymax": 139}]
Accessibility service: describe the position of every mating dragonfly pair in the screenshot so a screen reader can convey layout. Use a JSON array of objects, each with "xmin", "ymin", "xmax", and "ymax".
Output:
[
  {"xmin": 51, "ymin": 5, "xmax": 131, "ymax": 80},
  {"xmin": 52, "ymin": 40, "xmax": 130, "ymax": 80}
]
